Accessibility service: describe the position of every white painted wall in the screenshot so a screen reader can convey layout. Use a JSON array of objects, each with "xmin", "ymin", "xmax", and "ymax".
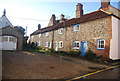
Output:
[{"xmin": 110, "ymin": 16, "xmax": 120, "ymax": 60}]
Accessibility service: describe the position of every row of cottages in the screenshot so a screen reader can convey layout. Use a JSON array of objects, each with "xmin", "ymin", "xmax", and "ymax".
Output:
[
  {"xmin": 0, "ymin": 9, "xmax": 23, "ymax": 50},
  {"xmin": 30, "ymin": 0, "xmax": 120, "ymax": 60}
]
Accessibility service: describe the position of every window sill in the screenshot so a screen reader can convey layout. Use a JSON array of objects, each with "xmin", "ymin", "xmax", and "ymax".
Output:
[
  {"xmin": 58, "ymin": 33, "xmax": 63, "ymax": 35},
  {"xmin": 58, "ymin": 47, "xmax": 63, "ymax": 48},
  {"xmin": 97, "ymin": 48, "xmax": 105, "ymax": 50},
  {"xmin": 72, "ymin": 47, "xmax": 80, "ymax": 49},
  {"xmin": 73, "ymin": 30, "xmax": 80, "ymax": 32}
]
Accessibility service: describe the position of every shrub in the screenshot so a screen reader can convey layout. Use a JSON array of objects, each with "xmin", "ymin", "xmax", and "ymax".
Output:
[
  {"xmin": 48, "ymin": 48, "xmax": 55, "ymax": 52},
  {"xmin": 68, "ymin": 51, "xmax": 81, "ymax": 57},
  {"xmin": 84, "ymin": 50, "xmax": 103, "ymax": 62},
  {"xmin": 84, "ymin": 50, "xmax": 97, "ymax": 61}
]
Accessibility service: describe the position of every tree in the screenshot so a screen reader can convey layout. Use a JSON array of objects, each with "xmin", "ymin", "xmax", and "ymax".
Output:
[{"xmin": 14, "ymin": 26, "xmax": 25, "ymax": 36}]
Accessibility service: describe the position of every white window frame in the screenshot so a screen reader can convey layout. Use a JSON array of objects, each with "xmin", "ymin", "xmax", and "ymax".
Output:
[
  {"xmin": 38, "ymin": 41, "xmax": 41, "ymax": 46},
  {"xmin": 45, "ymin": 32, "xmax": 49, "ymax": 37},
  {"xmin": 39, "ymin": 34, "xmax": 41, "ymax": 37},
  {"xmin": 31, "ymin": 36, "xmax": 34, "ymax": 39},
  {"xmin": 73, "ymin": 24, "xmax": 80, "ymax": 31},
  {"xmin": 58, "ymin": 41, "xmax": 63, "ymax": 48},
  {"xmin": 97, "ymin": 39, "xmax": 105, "ymax": 50},
  {"xmin": 45, "ymin": 42, "xmax": 49, "ymax": 47},
  {"xmin": 45, "ymin": 42, "xmax": 51, "ymax": 48},
  {"xmin": 73, "ymin": 41, "xmax": 80, "ymax": 49},
  {"xmin": 58, "ymin": 28, "xmax": 64, "ymax": 34}
]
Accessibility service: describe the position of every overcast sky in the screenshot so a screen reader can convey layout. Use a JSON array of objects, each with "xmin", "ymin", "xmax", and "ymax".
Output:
[{"xmin": 0, "ymin": 0, "xmax": 119, "ymax": 36}]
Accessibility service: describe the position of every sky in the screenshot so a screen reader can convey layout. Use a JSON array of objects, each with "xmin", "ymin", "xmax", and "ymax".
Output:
[{"xmin": 0, "ymin": 0, "xmax": 119, "ymax": 36}]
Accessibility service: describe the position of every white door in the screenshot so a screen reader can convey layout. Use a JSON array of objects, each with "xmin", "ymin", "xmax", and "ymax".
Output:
[{"xmin": 0, "ymin": 36, "xmax": 17, "ymax": 50}]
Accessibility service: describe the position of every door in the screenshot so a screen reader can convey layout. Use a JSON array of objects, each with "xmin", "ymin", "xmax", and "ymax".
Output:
[{"xmin": 80, "ymin": 41, "xmax": 87, "ymax": 56}]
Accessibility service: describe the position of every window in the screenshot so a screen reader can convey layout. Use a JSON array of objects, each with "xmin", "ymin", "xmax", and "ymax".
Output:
[
  {"xmin": 39, "ymin": 34, "xmax": 41, "ymax": 37},
  {"xmin": 58, "ymin": 41, "xmax": 63, "ymax": 48},
  {"xmin": 97, "ymin": 39, "xmax": 105, "ymax": 50},
  {"xmin": 45, "ymin": 32, "xmax": 49, "ymax": 37},
  {"xmin": 38, "ymin": 41, "xmax": 41, "ymax": 46},
  {"xmin": 58, "ymin": 28, "xmax": 64, "ymax": 34},
  {"xmin": 9, "ymin": 37, "xmax": 17, "ymax": 43},
  {"xmin": 2, "ymin": 37, "xmax": 8, "ymax": 42},
  {"xmin": 45, "ymin": 42, "xmax": 51, "ymax": 47},
  {"xmin": 73, "ymin": 24, "xmax": 80, "ymax": 31},
  {"xmin": 45, "ymin": 42, "xmax": 48, "ymax": 47},
  {"xmin": 73, "ymin": 41, "xmax": 80, "ymax": 49},
  {"xmin": 31, "ymin": 36, "xmax": 34, "ymax": 39}
]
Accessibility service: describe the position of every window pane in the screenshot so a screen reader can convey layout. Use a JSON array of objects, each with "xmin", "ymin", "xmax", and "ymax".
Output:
[
  {"xmin": 2, "ymin": 37, "xmax": 8, "ymax": 42},
  {"xmin": 77, "ymin": 43, "xmax": 79, "ymax": 47},
  {"xmin": 101, "ymin": 41, "xmax": 104, "ymax": 45},
  {"xmin": 101, "ymin": 45, "xmax": 104, "ymax": 48},
  {"xmin": 97, "ymin": 39, "xmax": 105, "ymax": 49}
]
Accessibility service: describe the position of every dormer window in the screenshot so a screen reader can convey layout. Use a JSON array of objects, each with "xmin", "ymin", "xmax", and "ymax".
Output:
[
  {"xmin": 58, "ymin": 28, "xmax": 64, "ymax": 34},
  {"xmin": 73, "ymin": 24, "xmax": 80, "ymax": 31}
]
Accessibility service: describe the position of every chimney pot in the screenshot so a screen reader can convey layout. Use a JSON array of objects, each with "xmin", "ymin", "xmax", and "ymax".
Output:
[{"xmin": 38, "ymin": 24, "xmax": 41, "ymax": 30}]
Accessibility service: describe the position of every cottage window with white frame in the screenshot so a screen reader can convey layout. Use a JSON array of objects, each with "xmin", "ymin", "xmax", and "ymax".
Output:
[
  {"xmin": 45, "ymin": 42, "xmax": 49, "ymax": 47},
  {"xmin": 45, "ymin": 42, "xmax": 51, "ymax": 47},
  {"xmin": 58, "ymin": 41, "xmax": 63, "ymax": 48},
  {"xmin": 45, "ymin": 32, "xmax": 49, "ymax": 37},
  {"xmin": 97, "ymin": 39, "xmax": 105, "ymax": 50},
  {"xmin": 73, "ymin": 24, "xmax": 80, "ymax": 31},
  {"xmin": 73, "ymin": 41, "xmax": 80, "ymax": 49},
  {"xmin": 31, "ymin": 36, "xmax": 34, "ymax": 39},
  {"xmin": 38, "ymin": 41, "xmax": 41, "ymax": 46},
  {"xmin": 39, "ymin": 34, "xmax": 41, "ymax": 37},
  {"xmin": 58, "ymin": 28, "xmax": 64, "ymax": 34}
]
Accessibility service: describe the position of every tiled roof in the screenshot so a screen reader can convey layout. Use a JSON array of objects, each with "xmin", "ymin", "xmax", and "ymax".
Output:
[{"xmin": 31, "ymin": 10, "xmax": 112, "ymax": 36}]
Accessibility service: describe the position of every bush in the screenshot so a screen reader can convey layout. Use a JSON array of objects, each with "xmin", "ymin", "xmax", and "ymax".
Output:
[
  {"xmin": 84, "ymin": 50, "xmax": 97, "ymax": 61},
  {"xmin": 48, "ymin": 48, "xmax": 55, "ymax": 52},
  {"xmin": 68, "ymin": 51, "xmax": 81, "ymax": 57},
  {"xmin": 84, "ymin": 50, "xmax": 102, "ymax": 62}
]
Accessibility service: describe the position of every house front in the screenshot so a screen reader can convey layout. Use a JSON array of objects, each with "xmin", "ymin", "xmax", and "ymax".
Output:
[{"xmin": 30, "ymin": 0, "xmax": 120, "ymax": 60}]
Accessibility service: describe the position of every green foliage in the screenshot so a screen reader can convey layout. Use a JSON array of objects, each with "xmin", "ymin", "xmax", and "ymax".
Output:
[
  {"xmin": 84, "ymin": 50, "xmax": 102, "ymax": 62},
  {"xmin": 48, "ymin": 48, "xmax": 55, "ymax": 52},
  {"xmin": 52, "ymin": 51, "xmax": 80, "ymax": 57},
  {"xmin": 68, "ymin": 51, "xmax": 80, "ymax": 57},
  {"xmin": 14, "ymin": 26, "xmax": 25, "ymax": 36}
]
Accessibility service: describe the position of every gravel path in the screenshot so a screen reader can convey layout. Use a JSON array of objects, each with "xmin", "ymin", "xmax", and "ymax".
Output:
[{"xmin": 2, "ymin": 51, "xmax": 108, "ymax": 79}]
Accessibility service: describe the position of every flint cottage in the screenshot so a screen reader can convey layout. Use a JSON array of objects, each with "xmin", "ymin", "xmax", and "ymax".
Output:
[{"xmin": 30, "ymin": 0, "xmax": 120, "ymax": 60}]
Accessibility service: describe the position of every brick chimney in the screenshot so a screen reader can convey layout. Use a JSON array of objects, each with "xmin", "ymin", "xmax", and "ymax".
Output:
[
  {"xmin": 76, "ymin": 3, "xmax": 83, "ymax": 18},
  {"xmin": 48, "ymin": 14, "xmax": 56, "ymax": 26},
  {"xmin": 101, "ymin": 0, "xmax": 110, "ymax": 8},
  {"xmin": 38, "ymin": 24, "xmax": 41, "ymax": 30}
]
